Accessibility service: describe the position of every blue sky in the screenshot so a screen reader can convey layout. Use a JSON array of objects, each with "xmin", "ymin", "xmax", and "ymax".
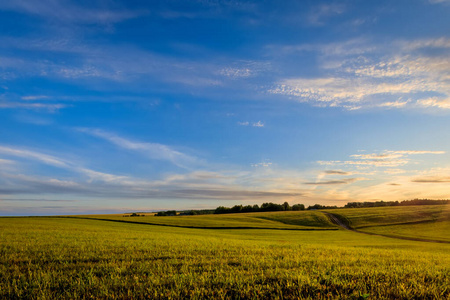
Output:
[{"xmin": 1, "ymin": 0, "xmax": 449, "ymax": 215}]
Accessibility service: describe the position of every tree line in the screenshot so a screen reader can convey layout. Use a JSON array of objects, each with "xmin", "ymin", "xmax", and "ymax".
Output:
[
  {"xmin": 154, "ymin": 199, "xmax": 449, "ymax": 216},
  {"xmin": 213, "ymin": 202, "xmax": 338, "ymax": 214},
  {"xmin": 344, "ymin": 199, "xmax": 449, "ymax": 208}
]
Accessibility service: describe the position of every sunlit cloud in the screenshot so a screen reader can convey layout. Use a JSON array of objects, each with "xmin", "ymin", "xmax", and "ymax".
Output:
[
  {"xmin": 384, "ymin": 169, "xmax": 406, "ymax": 174},
  {"xmin": 304, "ymin": 178, "xmax": 364, "ymax": 185},
  {"xmin": 417, "ymin": 97, "xmax": 450, "ymax": 109},
  {"xmin": 252, "ymin": 121, "xmax": 264, "ymax": 127},
  {"xmin": 411, "ymin": 176, "xmax": 450, "ymax": 183},
  {"xmin": 318, "ymin": 150, "xmax": 445, "ymax": 168},
  {"xmin": 324, "ymin": 170, "xmax": 351, "ymax": 175}
]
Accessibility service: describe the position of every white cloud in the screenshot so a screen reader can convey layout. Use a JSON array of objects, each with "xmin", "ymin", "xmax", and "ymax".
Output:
[
  {"xmin": 237, "ymin": 121, "xmax": 249, "ymax": 126},
  {"xmin": 252, "ymin": 121, "xmax": 264, "ymax": 127},
  {"xmin": 428, "ymin": 0, "xmax": 450, "ymax": 5},
  {"xmin": 378, "ymin": 100, "xmax": 409, "ymax": 108},
  {"xmin": 0, "ymin": 101, "xmax": 67, "ymax": 112},
  {"xmin": 220, "ymin": 67, "xmax": 252, "ymax": 78},
  {"xmin": 397, "ymin": 37, "xmax": 450, "ymax": 50},
  {"xmin": 0, "ymin": 145, "xmax": 69, "ymax": 167},
  {"xmin": 417, "ymin": 97, "xmax": 450, "ymax": 109},
  {"xmin": 218, "ymin": 61, "xmax": 271, "ymax": 79},
  {"xmin": 0, "ymin": 145, "xmax": 133, "ymax": 186},
  {"xmin": 307, "ymin": 3, "xmax": 346, "ymax": 26},
  {"xmin": 77, "ymin": 128, "xmax": 198, "ymax": 168},
  {"xmin": 319, "ymin": 150, "xmax": 445, "ymax": 168},
  {"xmin": 304, "ymin": 177, "xmax": 365, "ymax": 185},
  {"xmin": 21, "ymin": 95, "xmax": 49, "ymax": 101},
  {"xmin": 0, "ymin": 0, "xmax": 142, "ymax": 24},
  {"xmin": 78, "ymin": 168, "xmax": 129, "ymax": 183},
  {"xmin": 251, "ymin": 161, "xmax": 272, "ymax": 167},
  {"xmin": 0, "ymin": 158, "xmax": 15, "ymax": 165},
  {"xmin": 268, "ymin": 37, "xmax": 450, "ymax": 111}
]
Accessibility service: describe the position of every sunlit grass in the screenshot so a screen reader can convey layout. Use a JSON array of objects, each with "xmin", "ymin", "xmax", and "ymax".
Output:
[
  {"xmin": 359, "ymin": 221, "xmax": 450, "ymax": 242},
  {"xmin": 324, "ymin": 204, "xmax": 450, "ymax": 228},
  {"xmin": 75, "ymin": 210, "xmax": 338, "ymax": 230},
  {"xmin": 1, "ymin": 216, "xmax": 449, "ymax": 299}
]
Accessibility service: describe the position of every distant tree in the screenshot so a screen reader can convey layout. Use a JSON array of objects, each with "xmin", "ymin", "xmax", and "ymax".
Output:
[
  {"xmin": 282, "ymin": 202, "xmax": 291, "ymax": 211},
  {"xmin": 241, "ymin": 205, "xmax": 254, "ymax": 212},
  {"xmin": 307, "ymin": 204, "xmax": 337, "ymax": 210},
  {"xmin": 214, "ymin": 206, "xmax": 231, "ymax": 214},
  {"xmin": 260, "ymin": 202, "xmax": 284, "ymax": 212},
  {"xmin": 155, "ymin": 210, "xmax": 177, "ymax": 216},
  {"xmin": 231, "ymin": 205, "xmax": 243, "ymax": 213},
  {"xmin": 292, "ymin": 204, "xmax": 305, "ymax": 211}
]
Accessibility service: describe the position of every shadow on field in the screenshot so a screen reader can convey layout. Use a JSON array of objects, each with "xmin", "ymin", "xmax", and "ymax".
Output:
[{"xmin": 58, "ymin": 216, "xmax": 339, "ymax": 231}]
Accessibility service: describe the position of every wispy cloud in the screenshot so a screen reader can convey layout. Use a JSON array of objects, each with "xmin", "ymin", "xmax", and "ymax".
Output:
[
  {"xmin": 237, "ymin": 121, "xmax": 264, "ymax": 127},
  {"xmin": 268, "ymin": 37, "xmax": 450, "ymax": 111},
  {"xmin": 21, "ymin": 95, "xmax": 49, "ymax": 101},
  {"xmin": 0, "ymin": 145, "xmax": 131, "ymax": 185},
  {"xmin": 417, "ymin": 97, "xmax": 450, "ymax": 109},
  {"xmin": 0, "ymin": 145, "xmax": 69, "ymax": 167},
  {"xmin": 0, "ymin": 101, "xmax": 67, "ymax": 112},
  {"xmin": 218, "ymin": 61, "xmax": 271, "ymax": 79},
  {"xmin": 306, "ymin": 3, "xmax": 346, "ymax": 26},
  {"xmin": 428, "ymin": 0, "xmax": 450, "ymax": 5},
  {"xmin": 0, "ymin": 38, "xmax": 230, "ymax": 89},
  {"xmin": 318, "ymin": 150, "xmax": 445, "ymax": 168},
  {"xmin": 77, "ymin": 128, "xmax": 198, "ymax": 168},
  {"xmin": 0, "ymin": 0, "xmax": 142, "ymax": 24},
  {"xmin": 251, "ymin": 161, "xmax": 272, "ymax": 168},
  {"xmin": 0, "ymin": 158, "xmax": 15, "ymax": 165}
]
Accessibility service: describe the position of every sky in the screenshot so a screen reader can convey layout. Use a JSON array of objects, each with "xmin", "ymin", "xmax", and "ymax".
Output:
[{"xmin": 0, "ymin": 0, "xmax": 449, "ymax": 216}]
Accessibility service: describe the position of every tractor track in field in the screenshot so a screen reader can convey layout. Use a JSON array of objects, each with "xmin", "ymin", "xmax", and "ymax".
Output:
[{"xmin": 322, "ymin": 212, "xmax": 450, "ymax": 244}]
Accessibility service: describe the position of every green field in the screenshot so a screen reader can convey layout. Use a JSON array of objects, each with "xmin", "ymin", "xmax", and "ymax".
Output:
[
  {"xmin": 76, "ymin": 210, "xmax": 337, "ymax": 230},
  {"xmin": 1, "ymin": 205, "xmax": 449, "ymax": 299},
  {"xmin": 325, "ymin": 205, "xmax": 450, "ymax": 242}
]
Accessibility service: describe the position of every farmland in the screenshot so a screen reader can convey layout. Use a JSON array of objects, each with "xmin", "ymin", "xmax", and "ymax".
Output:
[{"xmin": 1, "ymin": 205, "xmax": 449, "ymax": 299}]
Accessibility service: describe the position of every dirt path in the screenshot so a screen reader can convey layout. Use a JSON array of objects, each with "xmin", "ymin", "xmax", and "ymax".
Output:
[
  {"xmin": 323, "ymin": 212, "xmax": 353, "ymax": 230},
  {"xmin": 322, "ymin": 212, "xmax": 450, "ymax": 244}
]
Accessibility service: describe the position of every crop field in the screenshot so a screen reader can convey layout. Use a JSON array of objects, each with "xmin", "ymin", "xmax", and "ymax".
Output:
[
  {"xmin": 76, "ymin": 210, "xmax": 337, "ymax": 230},
  {"xmin": 1, "ymin": 205, "xmax": 449, "ymax": 299},
  {"xmin": 325, "ymin": 205, "xmax": 450, "ymax": 242}
]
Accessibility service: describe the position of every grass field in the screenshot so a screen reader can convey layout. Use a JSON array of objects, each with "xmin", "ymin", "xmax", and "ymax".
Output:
[
  {"xmin": 325, "ymin": 205, "xmax": 450, "ymax": 228},
  {"xmin": 75, "ymin": 210, "xmax": 337, "ymax": 230},
  {"xmin": 1, "ymin": 205, "xmax": 449, "ymax": 299},
  {"xmin": 325, "ymin": 205, "xmax": 450, "ymax": 242}
]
